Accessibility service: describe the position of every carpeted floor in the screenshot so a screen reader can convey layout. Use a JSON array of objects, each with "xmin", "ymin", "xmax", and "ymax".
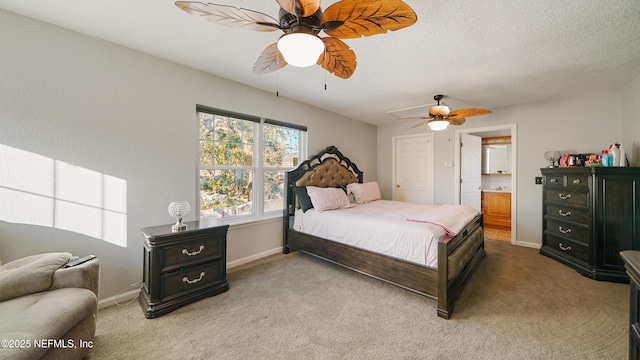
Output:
[{"xmin": 88, "ymin": 240, "xmax": 629, "ymax": 359}]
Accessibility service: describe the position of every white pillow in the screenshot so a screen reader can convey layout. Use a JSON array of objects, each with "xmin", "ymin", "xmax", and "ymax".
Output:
[
  {"xmin": 347, "ymin": 181, "xmax": 381, "ymax": 204},
  {"xmin": 306, "ymin": 186, "xmax": 353, "ymax": 212}
]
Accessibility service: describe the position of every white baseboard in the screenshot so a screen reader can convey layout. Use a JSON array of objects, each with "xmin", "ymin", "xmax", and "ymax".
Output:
[
  {"xmin": 227, "ymin": 247, "xmax": 283, "ymax": 270},
  {"xmin": 98, "ymin": 288, "xmax": 140, "ymax": 310},
  {"xmin": 514, "ymin": 240, "xmax": 541, "ymax": 249}
]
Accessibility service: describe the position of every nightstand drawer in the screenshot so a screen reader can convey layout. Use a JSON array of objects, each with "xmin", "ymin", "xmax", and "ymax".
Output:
[
  {"xmin": 545, "ymin": 205, "xmax": 589, "ymax": 226},
  {"xmin": 545, "ymin": 235, "xmax": 589, "ymax": 263},
  {"xmin": 161, "ymin": 260, "xmax": 224, "ymax": 300},
  {"xmin": 545, "ymin": 189, "xmax": 588, "ymax": 207},
  {"xmin": 545, "ymin": 219, "xmax": 589, "ymax": 245},
  {"xmin": 160, "ymin": 234, "xmax": 223, "ymax": 270}
]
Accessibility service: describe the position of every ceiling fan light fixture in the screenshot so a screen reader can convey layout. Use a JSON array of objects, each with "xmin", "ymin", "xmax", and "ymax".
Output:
[
  {"xmin": 428, "ymin": 119, "xmax": 449, "ymax": 131},
  {"xmin": 277, "ymin": 32, "xmax": 324, "ymax": 67},
  {"xmin": 429, "ymin": 105, "xmax": 450, "ymax": 117}
]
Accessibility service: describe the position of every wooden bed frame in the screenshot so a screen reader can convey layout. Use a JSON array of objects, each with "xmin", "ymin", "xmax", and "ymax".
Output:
[{"xmin": 283, "ymin": 146, "xmax": 485, "ymax": 319}]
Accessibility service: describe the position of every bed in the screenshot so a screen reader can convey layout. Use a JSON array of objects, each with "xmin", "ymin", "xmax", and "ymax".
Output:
[{"xmin": 283, "ymin": 146, "xmax": 485, "ymax": 319}]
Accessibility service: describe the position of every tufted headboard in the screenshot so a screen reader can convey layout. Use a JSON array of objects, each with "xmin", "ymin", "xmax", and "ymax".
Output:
[
  {"xmin": 284, "ymin": 146, "xmax": 363, "ymax": 218},
  {"xmin": 294, "ymin": 158, "xmax": 358, "ymax": 187}
]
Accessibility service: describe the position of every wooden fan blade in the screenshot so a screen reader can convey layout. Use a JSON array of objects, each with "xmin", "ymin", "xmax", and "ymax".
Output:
[
  {"xmin": 321, "ymin": 0, "xmax": 417, "ymax": 39},
  {"xmin": 448, "ymin": 108, "xmax": 492, "ymax": 118},
  {"xmin": 253, "ymin": 43, "xmax": 288, "ymax": 74},
  {"xmin": 317, "ymin": 37, "xmax": 357, "ymax": 79},
  {"xmin": 449, "ymin": 117, "xmax": 466, "ymax": 126},
  {"xmin": 175, "ymin": 2, "xmax": 280, "ymax": 32},
  {"xmin": 276, "ymin": 0, "xmax": 321, "ymax": 17},
  {"xmin": 411, "ymin": 119, "xmax": 430, "ymax": 128}
]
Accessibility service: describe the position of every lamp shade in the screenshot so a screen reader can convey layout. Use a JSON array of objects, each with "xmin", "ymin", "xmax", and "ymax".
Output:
[
  {"xmin": 277, "ymin": 32, "xmax": 324, "ymax": 67},
  {"xmin": 428, "ymin": 119, "xmax": 449, "ymax": 131},
  {"xmin": 168, "ymin": 201, "xmax": 190, "ymax": 231}
]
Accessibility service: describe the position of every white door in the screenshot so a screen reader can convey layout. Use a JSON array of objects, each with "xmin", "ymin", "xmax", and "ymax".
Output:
[
  {"xmin": 460, "ymin": 134, "xmax": 482, "ymax": 210},
  {"xmin": 393, "ymin": 135, "xmax": 434, "ymax": 204}
]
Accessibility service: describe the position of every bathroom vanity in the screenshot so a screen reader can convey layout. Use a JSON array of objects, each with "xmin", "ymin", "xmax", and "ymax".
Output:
[{"xmin": 481, "ymin": 190, "xmax": 511, "ymax": 230}]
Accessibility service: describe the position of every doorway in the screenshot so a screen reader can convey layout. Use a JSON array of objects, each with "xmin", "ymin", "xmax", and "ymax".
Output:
[{"xmin": 454, "ymin": 124, "xmax": 517, "ymax": 244}]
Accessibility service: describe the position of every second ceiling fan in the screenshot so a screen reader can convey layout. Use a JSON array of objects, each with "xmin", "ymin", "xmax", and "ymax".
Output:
[
  {"xmin": 175, "ymin": 0, "xmax": 417, "ymax": 79},
  {"xmin": 403, "ymin": 95, "xmax": 492, "ymax": 130}
]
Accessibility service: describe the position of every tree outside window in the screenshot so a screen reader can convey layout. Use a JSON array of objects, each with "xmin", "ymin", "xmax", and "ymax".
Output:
[
  {"xmin": 197, "ymin": 106, "xmax": 306, "ymax": 222},
  {"xmin": 263, "ymin": 124, "xmax": 301, "ymax": 213}
]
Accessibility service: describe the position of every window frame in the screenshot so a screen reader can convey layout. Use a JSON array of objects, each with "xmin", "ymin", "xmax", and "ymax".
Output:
[{"xmin": 196, "ymin": 105, "xmax": 307, "ymax": 226}]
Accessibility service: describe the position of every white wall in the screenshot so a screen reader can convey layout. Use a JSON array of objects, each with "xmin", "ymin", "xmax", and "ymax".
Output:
[
  {"xmin": 378, "ymin": 90, "xmax": 626, "ymax": 246},
  {"xmin": 0, "ymin": 10, "xmax": 376, "ymax": 302},
  {"xmin": 622, "ymin": 75, "xmax": 640, "ymax": 165}
]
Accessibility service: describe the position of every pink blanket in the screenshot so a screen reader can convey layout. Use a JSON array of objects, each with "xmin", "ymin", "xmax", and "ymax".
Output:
[{"xmin": 406, "ymin": 204, "xmax": 480, "ymax": 236}]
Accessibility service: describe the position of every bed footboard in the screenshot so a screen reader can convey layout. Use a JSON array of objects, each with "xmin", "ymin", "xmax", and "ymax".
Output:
[
  {"xmin": 286, "ymin": 229, "xmax": 439, "ymax": 297},
  {"xmin": 436, "ymin": 213, "xmax": 485, "ymax": 319},
  {"xmin": 285, "ymin": 212, "xmax": 485, "ymax": 319}
]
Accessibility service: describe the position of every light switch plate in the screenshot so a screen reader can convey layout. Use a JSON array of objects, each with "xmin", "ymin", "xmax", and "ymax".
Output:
[{"xmin": 444, "ymin": 162, "xmax": 454, "ymax": 167}]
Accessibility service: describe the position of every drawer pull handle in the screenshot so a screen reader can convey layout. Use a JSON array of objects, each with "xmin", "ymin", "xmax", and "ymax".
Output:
[
  {"xmin": 572, "ymin": 179, "xmax": 581, "ymax": 185},
  {"xmin": 558, "ymin": 193, "xmax": 571, "ymax": 200},
  {"xmin": 558, "ymin": 243, "xmax": 572, "ymax": 251},
  {"xmin": 549, "ymin": 178, "xmax": 558, "ymax": 183},
  {"xmin": 558, "ymin": 226, "xmax": 572, "ymax": 234},
  {"xmin": 183, "ymin": 272, "xmax": 205, "ymax": 284},
  {"xmin": 558, "ymin": 210, "xmax": 572, "ymax": 217},
  {"xmin": 182, "ymin": 245, "xmax": 205, "ymax": 256}
]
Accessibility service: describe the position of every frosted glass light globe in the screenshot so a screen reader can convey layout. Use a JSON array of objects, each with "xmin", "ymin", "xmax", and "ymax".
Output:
[
  {"xmin": 428, "ymin": 119, "xmax": 449, "ymax": 131},
  {"xmin": 277, "ymin": 33, "xmax": 324, "ymax": 67}
]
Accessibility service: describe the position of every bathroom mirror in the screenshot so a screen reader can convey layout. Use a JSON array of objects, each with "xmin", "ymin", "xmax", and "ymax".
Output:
[{"xmin": 482, "ymin": 143, "xmax": 511, "ymax": 175}]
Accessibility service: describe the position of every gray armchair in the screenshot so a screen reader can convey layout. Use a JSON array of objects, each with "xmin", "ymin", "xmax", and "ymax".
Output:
[{"xmin": 0, "ymin": 252, "xmax": 100, "ymax": 360}]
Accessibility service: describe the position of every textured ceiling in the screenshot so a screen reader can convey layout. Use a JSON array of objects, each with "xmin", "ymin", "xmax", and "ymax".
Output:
[{"xmin": 1, "ymin": 0, "xmax": 639, "ymax": 125}]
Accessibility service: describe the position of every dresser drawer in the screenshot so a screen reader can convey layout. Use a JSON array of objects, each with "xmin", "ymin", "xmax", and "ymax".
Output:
[
  {"xmin": 161, "ymin": 260, "xmax": 224, "ymax": 300},
  {"xmin": 565, "ymin": 174, "xmax": 589, "ymax": 188},
  {"xmin": 543, "ymin": 174, "xmax": 564, "ymax": 187},
  {"xmin": 545, "ymin": 219, "xmax": 589, "ymax": 245},
  {"xmin": 545, "ymin": 189, "xmax": 589, "ymax": 207},
  {"xmin": 545, "ymin": 235, "xmax": 589, "ymax": 263},
  {"xmin": 543, "ymin": 173, "xmax": 589, "ymax": 187},
  {"xmin": 160, "ymin": 234, "xmax": 223, "ymax": 270},
  {"xmin": 545, "ymin": 204, "xmax": 590, "ymax": 226}
]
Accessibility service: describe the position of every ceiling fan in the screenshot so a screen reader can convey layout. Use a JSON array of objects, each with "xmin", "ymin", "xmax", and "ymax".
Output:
[
  {"xmin": 175, "ymin": 0, "xmax": 417, "ymax": 79},
  {"xmin": 402, "ymin": 95, "xmax": 492, "ymax": 131}
]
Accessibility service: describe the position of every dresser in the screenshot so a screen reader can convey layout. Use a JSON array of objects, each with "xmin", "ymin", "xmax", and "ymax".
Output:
[
  {"xmin": 540, "ymin": 167, "xmax": 640, "ymax": 283},
  {"xmin": 139, "ymin": 220, "xmax": 229, "ymax": 318},
  {"xmin": 621, "ymin": 250, "xmax": 640, "ymax": 359}
]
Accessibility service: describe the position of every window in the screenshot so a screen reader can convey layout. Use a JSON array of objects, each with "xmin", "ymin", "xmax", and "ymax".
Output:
[{"xmin": 197, "ymin": 105, "xmax": 306, "ymax": 223}]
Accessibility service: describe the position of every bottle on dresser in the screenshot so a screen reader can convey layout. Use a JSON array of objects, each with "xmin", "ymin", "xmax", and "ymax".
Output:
[
  {"xmin": 601, "ymin": 150, "xmax": 611, "ymax": 167},
  {"xmin": 609, "ymin": 142, "xmax": 627, "ymax": 167}
]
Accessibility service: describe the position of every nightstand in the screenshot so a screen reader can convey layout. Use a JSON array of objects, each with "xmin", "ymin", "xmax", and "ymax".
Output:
[{"xmin": 139, "ymin": 220, "xmax": 229, "ymax": 318}]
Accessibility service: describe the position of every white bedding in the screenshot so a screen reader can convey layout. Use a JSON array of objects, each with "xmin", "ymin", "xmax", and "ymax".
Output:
[{"xmin": 293, "ymin": 200, "xmax": 480, "ymax": 268}]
